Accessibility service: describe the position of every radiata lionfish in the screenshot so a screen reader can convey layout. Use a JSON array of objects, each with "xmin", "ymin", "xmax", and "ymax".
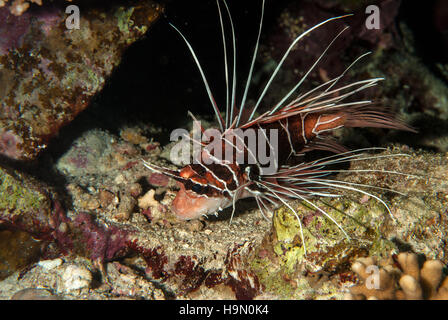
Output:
[{"xmin": 143, "ymin": 0, "xmax": 415, "ymax": 248}]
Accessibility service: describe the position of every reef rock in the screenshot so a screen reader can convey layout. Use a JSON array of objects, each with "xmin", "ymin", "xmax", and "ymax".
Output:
[{"xmin": 0, "ymin": 1, "xmax": 163, "ymax": 160}]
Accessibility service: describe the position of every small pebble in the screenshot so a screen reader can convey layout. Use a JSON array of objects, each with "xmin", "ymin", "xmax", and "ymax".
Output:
[
  {"xmin": 128, "ymin": 183, "xmax": 143, "ymax": 198},
  {"xmin": 62, "ymin": 265, "xmax": 92, "ymax": 292},
  {"xmin": 138, "ymin": 190, "xmax": 158, "ymax": 210},
  {"xmin": 116, "ymin": 194, "xmax": 136, "ymax": 221},
  {"xmin": 11, "ymin": 288, "xmax": 60, "ymax": 300},
  {"xmin": 114, "ymin": 174, "xmax": 125, "ymax": 184},
  {"xmin": 38, "ymin": 258, "xmax": 63, "ymax": 270},
  {"xmin": 86, "ymin": 198, "xmax": 100, "ymax": 210},
  {"xmin": 360, "ymin": 194, "xmax": 370, "ymax": 204},
  {"xmin": 58, "ymin": 222, "xmax": 68, "ymax": 233},
  {"xmin": 186, "ymin": 220, "xmax": 204, "ymax": 232},
  {"xmin": 99, "ymin": 189, "xmax": 116, "ymax": 208}
]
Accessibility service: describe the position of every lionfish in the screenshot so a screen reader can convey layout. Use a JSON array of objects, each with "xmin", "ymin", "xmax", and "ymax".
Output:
[{"xmin": 143, "ymin": 0, "xmax": 415, "ymax": 248}]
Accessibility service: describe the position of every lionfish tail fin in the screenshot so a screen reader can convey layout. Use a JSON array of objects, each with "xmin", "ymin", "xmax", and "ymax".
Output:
[{"xmin": 344, "ymin": 105, "xmax": 417, "ymax": 133}]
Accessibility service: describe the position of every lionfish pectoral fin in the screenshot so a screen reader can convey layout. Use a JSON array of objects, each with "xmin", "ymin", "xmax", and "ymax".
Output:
[{"xmin": 301, "ymin": 138, "xmax": 349, "ymax": 154}]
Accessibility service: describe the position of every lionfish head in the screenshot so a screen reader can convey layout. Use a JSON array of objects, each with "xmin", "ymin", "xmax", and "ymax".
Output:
[{"xmin": 143, "ymin": 161, "xmax": 238, "ymax": 220}]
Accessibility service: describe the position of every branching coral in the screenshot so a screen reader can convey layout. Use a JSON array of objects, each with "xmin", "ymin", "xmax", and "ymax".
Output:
[{"xmin": 348, "ymin": 253, "xmax": 448, "ymax": 300}]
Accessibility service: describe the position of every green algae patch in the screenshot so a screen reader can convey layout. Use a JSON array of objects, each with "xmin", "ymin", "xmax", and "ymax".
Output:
[
  {"xmin": 249, "ymin": 195, "xmax": 400, "ymax": 298},
  {"xmin": 272, "ymin": 198, "xmax": 395, "ymax": 271},
  {"xmin": 0, "ymin": 167, "xmax": 47, "ymax": 216},
  {"xmin": 0, "ymin": 166, "xmax": 55, "ymax": 280}
]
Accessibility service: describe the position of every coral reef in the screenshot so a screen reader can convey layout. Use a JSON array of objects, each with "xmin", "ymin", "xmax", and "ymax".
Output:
[
  {"xmin": 348, "ymin": 252, "xmax": 448, "ymax": 300},
  {"xmin": 0, "ymin": 161, "xmax": 131, "ymax": 280},
  {"xmin": 0, "ymin": 0, "xmax": 448, "ymax": 300},
  {"xmin": 245, "ymin": 146, "xmax": 446, "ymax": 299},
  {"xmin": 0, "ymin": 124, "xmax": 446, "ymax": 299},
  {"xmin": 0, "ymin": 165, "xmax": 57, "ymax": 236},
  {"xmin": 0, "ymin": 1, "xmax": 163, "ymax": 160},
  {"xmin": 0, "ymin": 256, "xmax": 165, "ymax": 299}
]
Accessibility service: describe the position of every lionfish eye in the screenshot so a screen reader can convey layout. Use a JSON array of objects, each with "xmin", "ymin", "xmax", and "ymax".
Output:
[{"xmin": 191, "ymin": 184, "xmax": 205, "ymax": 193}]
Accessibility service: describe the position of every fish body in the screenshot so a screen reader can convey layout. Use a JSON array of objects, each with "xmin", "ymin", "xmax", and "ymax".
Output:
[
  {"xmin": 170, "ymin": 105, "xmax": 412, "ymax": 220},
  {"xmin": 143, "ymin": 0, "xmax": 415, "ymax": 225}
]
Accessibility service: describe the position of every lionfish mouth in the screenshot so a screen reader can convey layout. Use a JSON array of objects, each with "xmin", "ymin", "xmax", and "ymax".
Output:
[
  {"xmin": 141, "ymin": 159, "xmax": 230, "ymax": 220},
  {"xmin": 172, "ymin": 183, "xmax": 229, "ymax": 220}
]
